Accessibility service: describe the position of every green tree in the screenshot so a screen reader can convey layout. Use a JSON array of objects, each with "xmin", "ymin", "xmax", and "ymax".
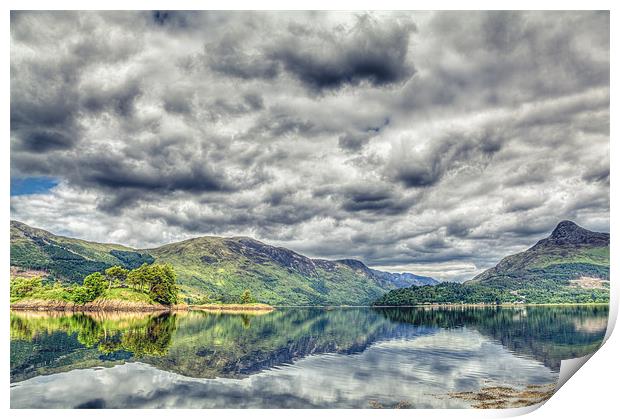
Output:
[
  {"xmin": 125, "ymin": 263, "xmax": 179, "ymax": 305},
  {"xmin": 105, "ymin": 266, "xmax": 129, "ymax": 289},
  {"xmin": 83, "ymin": 272, "xmax": 107, "ymax": 296},
  {"xmin": 126, "ymin": 263, "xmax": 149, "ymax": 291},
  {"xmin": 72, "ymin": 272, "xmax": 107, "ymax": 304},
  {"xmin": 145, "ymin": 264, "xmax": 179, "ymax": 306},
  {"xmin": 71, "ymin": 286, "xmax": 92, "ymax": 304},
  {"xmin": 240, "ymin": 289, "xmax": 254, "ymax": 304}
]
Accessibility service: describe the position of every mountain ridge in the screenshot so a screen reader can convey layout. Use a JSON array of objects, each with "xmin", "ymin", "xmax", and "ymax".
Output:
[
  {"xmin": 535, "ymin": 220, "xmax": 609, "ymax": 248},
  {"xmin": 374, "ymin": 220, "xmax": 609, "ymax": 306},
  {"xmin": 10, "ymin": 220, "xmax": 437, "ymax": 305},
  {"xmin": 369, "ymin": 269, "xmax": 439, "ymax": 287},
  {"xmin": 469, "ymin": 220, "xmax": 609, "ymax": 284}
]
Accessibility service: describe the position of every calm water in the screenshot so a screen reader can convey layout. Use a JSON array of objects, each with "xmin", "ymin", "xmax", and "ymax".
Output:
[{"xmin": 10, "ymin": 306, "xmax": 608, "ymax": 408}]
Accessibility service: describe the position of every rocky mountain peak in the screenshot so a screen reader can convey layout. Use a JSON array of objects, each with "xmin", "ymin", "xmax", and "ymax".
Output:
[{"xmin": 545, "ymin": 220, "xmax": 609, "ymax": 247}]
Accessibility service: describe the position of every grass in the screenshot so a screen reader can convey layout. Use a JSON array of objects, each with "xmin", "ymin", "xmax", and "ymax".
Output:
[
  {"xmin": 532, "ymin": 247, "xmax": 610, "ymax": 269},
  {"xmin": 97, "ymin": 288, "xmax": 156, "ymax": 304},
  {"xmin": 11, "ymin": 282, "xmax": 273, "ymax": 312},
  {"xmin": 10, "ymin": 288, "xmax": 68, "ymax": 304},
  {"xmin": 11, "ymin": 284, "xmax": 157, "ymax": 305}
]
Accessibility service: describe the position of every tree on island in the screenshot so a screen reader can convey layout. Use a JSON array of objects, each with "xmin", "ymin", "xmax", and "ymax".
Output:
[
  {"xmin": 146, "ymin": 264, "xmax": 179, "ymax": 305},
  {"xmin": 125, "ymin": 263, "xmax": 179, "ymax": 305},
  {"xmin": 240, "ymin": 289, "xmax": 254, "ymax": 304},
  {"xmin": 72, "ymin": 272, "xmax": 107, "ymax": 304},
  {"xmin": 11, "ymin": 263, "xmax": 180, "ymax": 306},
  {"xmin": 105, "ymin": 266, "xmax": 129, "ymax": 289}
]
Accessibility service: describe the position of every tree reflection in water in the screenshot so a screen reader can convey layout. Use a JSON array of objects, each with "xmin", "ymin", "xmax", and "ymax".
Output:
[{"xmin": 10, "ymin": 306, "xmax": 608, "ymax": 384}]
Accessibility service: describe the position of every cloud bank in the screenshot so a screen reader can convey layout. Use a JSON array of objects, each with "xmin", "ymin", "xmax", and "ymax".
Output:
[{"xmin": 10, "ymin": 11, "xmax": 609, "ymax": 281}]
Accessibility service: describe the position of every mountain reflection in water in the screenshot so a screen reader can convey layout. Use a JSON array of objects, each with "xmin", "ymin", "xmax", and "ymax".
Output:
[{"xmin": 10, "ymin": 306, "xmax": 608, "ymax": 408}]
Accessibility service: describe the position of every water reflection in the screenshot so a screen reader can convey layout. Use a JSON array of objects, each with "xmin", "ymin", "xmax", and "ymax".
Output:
[
  {"xmin": 375, "ymin": 305, "xmax": 608, "ymax": 370},
  {"xmin": 10, "ymin": 306, "xmax": 608, "ymax": 408}
]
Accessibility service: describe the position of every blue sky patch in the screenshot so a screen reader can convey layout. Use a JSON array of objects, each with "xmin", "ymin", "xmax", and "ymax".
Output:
[{"xmin": 10, "ymin": 176, "xmax": 59, "ymax": 196}]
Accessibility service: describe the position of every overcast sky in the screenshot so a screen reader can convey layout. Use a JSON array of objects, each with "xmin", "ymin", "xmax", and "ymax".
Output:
[{"xmin": 10, "ymin": 11, "xmax": 609, "ymax": 281}]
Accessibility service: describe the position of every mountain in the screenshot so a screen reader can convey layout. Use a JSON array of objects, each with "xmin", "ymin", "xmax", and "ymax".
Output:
[
  {"xmin": 10, "ymin": 220, "xmax": 436, "ymax": 306},
  {"xmin": 369, "ymin": 269, "xmax": 439, "ymax": 287},
  {"xmin": 374, "ymin": 221, "xmax": 609, "ymax": 306},
  {"xmin": 469, "ymin": 220, "xmax": 609, "ymax": 284},
  {"xmin": 146, "ymin": 235, "xmax": 398, "ymax": 305},
  {"xmin": 10, "ymin": 221, "xmax": 154, "ymax": 281}
]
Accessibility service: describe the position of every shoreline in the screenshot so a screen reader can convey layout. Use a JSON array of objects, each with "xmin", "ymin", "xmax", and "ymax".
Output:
[
  {"xmin": 191, "ymin": 303, "xmax": 275, "ymax": 313},
  {"xmin": 10, "ymin": 299, "xmax": 275, "ymax": 313},
  {"xmin": 371, "ymin": 302, "xmax": 609, "ymax": 308},
  {"xmin": 10, "ymin": 299, "xmax": 171, "ymax": 312},
  {"xmin": 10, "ymin": 300, "xmax": 607, "ymax": 313}
]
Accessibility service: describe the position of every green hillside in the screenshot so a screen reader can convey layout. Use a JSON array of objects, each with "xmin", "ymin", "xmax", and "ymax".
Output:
[
  {"xmin": 469, "ymin": 221, "xmax": 609, "ymax": 284},
  {"xmin": 147, "ymin": 236, "xmax": 395, "ymax": 305},
  {"xmin": 10, "ymin": 221, "xmax": 399, "ymax": 305},
  {"xmin": 10, "ymin": 221, "xmax": 154, "ymax": 282},
  {"xmin": 374, "ymin": 221, "xmax": 610, "ymax": 305}
]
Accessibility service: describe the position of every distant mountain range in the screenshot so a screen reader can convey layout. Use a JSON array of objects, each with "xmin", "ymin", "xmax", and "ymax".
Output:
[
  {"xmin": 10, "ymin": 220, "xmax": 437, "ymax": 305},
  {"xmin": 369, "ymin": 269, "xmax": 439, "ymax": 287},
  {"xmin": 374, "ymin": 221, "xmax": 610, "ymax": 305}
]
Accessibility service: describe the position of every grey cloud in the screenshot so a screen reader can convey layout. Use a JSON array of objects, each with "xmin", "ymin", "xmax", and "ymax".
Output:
[
  {"xmin": 581, "ymin": 157, "xmax": 610, "ymax": 185},
  {"xmin": 502, "ymin": 194, "xmax": 547, "ymax": 213},
  {"xmin": 387, "ymin": 128, "xmax": 504, "ymax": 189},
  {"xmin": 501, "ymin": 219, "xmax": 559, "ymax": 238},
  {"xmin": 201, "ymin": 13, "xmax": 417, "ymax": 92},
  {"xmin": 151, "ymin": 11, "xmax": 195, "ymax": 29},
  {"xmin": 338, "ymin": 118, "xmax": 389, "ymax": 152},
  {"xmin": 338, "ymin": 132, "xmax": 374, "ymax": 152},
  {"xmin": 163, "ymin": 94, "xmax": 193, "ymax": 115},
  {"xmin": 14, "ymin": 129, "xmax": 76, "ymax": 152},
  {"xmin": 339, "ymin": 185, "xmax": 414, "ymax": 215},
  {"xmin": 206, "ymin": 35, "xmax": 280, "ymax": 80},
  {"xmin": 86, "ymin": 160, "xmax": 231, "ymax": 193},
  {"xmin": 80, "ymin": 78, "xmax": 143, "ymax": 117},
  {"xmin": 248, "ymin": 110, "xmax": 319, "ymax": 139},
  {"xmin": 11, "ymin": 11, "xmax": 144, "ymax": 154},
  {"xmin": 206, "ymin": 93, "xmax": 265, "ymax": 121},
  {"xmin": 399, "ymin": 11, "xmax": 609, "ymax": 114},
  {"xmin": 445, "ymin": 220, "xmax": 476, "ymax": 239},
  {"xmin": 270, "ymin": 14, "xmax": 417, "ymax": 92}
]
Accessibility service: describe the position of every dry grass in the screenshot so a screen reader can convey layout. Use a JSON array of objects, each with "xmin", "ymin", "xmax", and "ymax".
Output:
[
  {"xmin": 368, "ymin": 400, "xmax": 412, "ymax": 409},
  {"xmin": 10, "ymin": 298, "xmax": 169, "ymax": 312},
  {"xmin": 10, "ymin": 267, "xmax": 47, "ymax": 278},
  {"xmin": 569, "ymin": 276, "xmax": 608, "ymax": 290},
  {"xmin": 448, "ymin": 383, "xmax": 556, "ymax": 409}
]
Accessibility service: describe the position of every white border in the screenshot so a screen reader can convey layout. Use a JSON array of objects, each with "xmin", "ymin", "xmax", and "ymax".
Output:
[{"xmin": 1, "ymin": 2, "xmax": 616, "ymax": 418}]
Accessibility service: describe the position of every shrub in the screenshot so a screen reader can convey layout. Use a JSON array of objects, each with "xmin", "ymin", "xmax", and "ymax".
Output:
[
  {"xmin": 72, "ymin": 272, "xmax": 107, "ymax": 304},
  {"xmin": 10, "ymin": 277, "xmax": 43, "ymax": 299}
]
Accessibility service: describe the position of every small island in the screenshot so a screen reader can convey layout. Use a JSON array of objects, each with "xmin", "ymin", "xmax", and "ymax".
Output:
[{"xmin": 10, "ymin": 263, "xmax": 274, "ymax": 313}]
